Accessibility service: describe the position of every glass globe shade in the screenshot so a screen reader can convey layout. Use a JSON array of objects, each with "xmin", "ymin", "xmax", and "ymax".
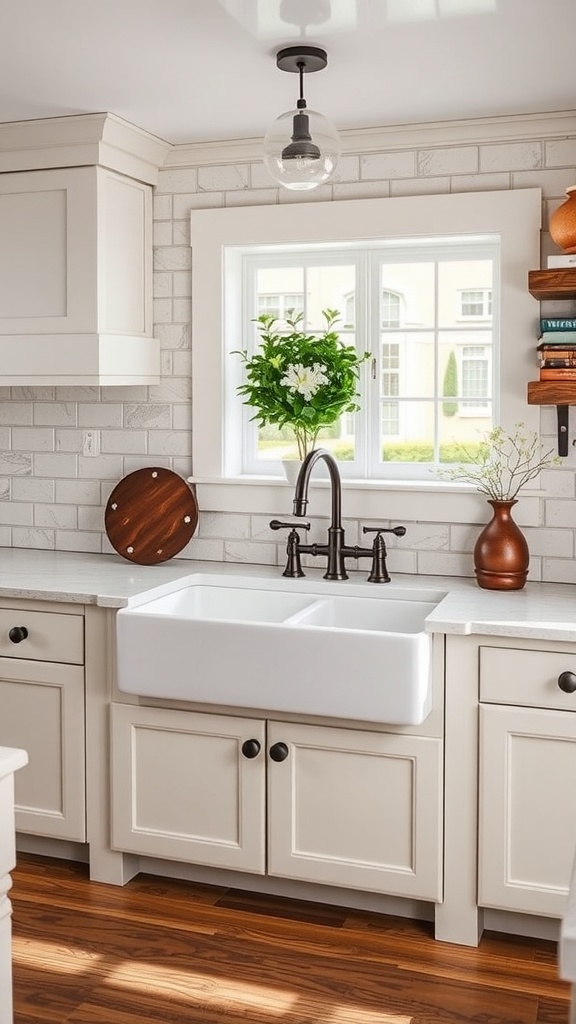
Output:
[{"xmin": 263, "ymin": 107, "xmax": 341, "ymax": 191}]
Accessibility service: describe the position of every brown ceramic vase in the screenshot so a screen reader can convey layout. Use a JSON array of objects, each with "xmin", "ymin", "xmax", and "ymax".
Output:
[
  {"xmin": 549, "ymin": 185, "xmax": 576, "ymax": 254},
  {"xmin": 473, "ymin": 499, "xmax": 529, "ymax": 591}
]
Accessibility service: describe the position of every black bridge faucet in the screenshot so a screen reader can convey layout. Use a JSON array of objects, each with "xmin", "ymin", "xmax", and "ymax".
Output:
[{"xmin": 269, "ymin": 448, "xmax": 406, "ymax": 583}]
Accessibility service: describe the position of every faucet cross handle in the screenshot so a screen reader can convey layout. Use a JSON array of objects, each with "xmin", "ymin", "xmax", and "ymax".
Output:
[
  {"xmin": 362, "ymin": 525, "xmax": 407, "ymax": 538},
  {"xmin": 270, "ymin": 519, "xmax": 311, "ymax": 532},
  {"xmin": 362, "ymin": 525, "xmax": 407, "ymax": 584},
  {"xmin": 269, "ymin": 519, "xmax": 311, "ymax": 579}
]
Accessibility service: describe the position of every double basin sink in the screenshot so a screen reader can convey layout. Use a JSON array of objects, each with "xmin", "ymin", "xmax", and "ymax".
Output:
[{"xmin": 116, "ymin": 574, "xmax": 445, "ymax": 725}]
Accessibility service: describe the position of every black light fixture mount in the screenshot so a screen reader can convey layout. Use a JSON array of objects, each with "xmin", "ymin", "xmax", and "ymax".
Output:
[
  {"xmin": 277, "ymin": 46, "xmax": 326, "ymax": 162},
  {"xmin": 263, "ymin": 44, "xmax": 341, "ymax": 191}
]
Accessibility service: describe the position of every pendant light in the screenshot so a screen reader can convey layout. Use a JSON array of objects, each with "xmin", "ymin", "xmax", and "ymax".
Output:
[{"xmin": 263, "ymin": 45, "xmax": 341, "ymax": 192}]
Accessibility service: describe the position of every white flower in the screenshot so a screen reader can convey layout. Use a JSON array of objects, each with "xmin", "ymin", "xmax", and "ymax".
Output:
[{"xmin": 281, "ymin": 362, "xmax": 329, "ymax": 401}]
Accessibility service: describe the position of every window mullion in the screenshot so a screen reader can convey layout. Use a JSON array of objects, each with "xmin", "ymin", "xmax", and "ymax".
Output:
[{"xmin": 368, "ymin": 252, "xmax": 382, "ymax": 477}]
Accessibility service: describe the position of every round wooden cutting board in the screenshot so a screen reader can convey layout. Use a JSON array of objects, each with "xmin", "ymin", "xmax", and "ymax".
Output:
[{"xmin": 104, "ymin": 467, "xmax": 199, "ymax": 565}]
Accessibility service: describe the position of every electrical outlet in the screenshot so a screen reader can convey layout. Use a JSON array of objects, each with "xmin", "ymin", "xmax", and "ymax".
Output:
[{"xmin": 82, "ymin": 429, "xmax": 100, "ymax": 458}]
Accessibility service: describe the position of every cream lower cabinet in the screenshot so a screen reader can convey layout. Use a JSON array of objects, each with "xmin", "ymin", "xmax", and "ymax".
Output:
[
  {"xmin": 0, "ymin": 605, "xmax": 86, "ymax": 841},
  {"xmin": 111, "ymin": 703, "xmax": 443, "ymax": 900},
  {"xmin": 267, "ymin": 719, "xmax": 443, "ymax": 900},
  {"xmin": 479, "ymin": 644, "xmax": 576, "ymax": 917},
  {"xmin": 111, "ymin": 704, "xmax": 267, "ymax": 872}
]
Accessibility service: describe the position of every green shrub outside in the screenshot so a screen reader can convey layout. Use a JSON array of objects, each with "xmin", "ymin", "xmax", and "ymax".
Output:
[
  {"xmin": 382, "ymin": 441, "xmax": 483, "ymax": 463},
  {"xmin": 259, "ymin": 435, "xmax": 483, "ymax": 464}
]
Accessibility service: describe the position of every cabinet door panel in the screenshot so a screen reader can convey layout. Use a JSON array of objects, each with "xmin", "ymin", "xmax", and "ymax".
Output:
[
  {"xmin": 0, "ymin": 167, "xmax": 95, "ymax": 334},
  {"xmin": 0, "ymin": 658, "xmax": 85, "ymax": 840},
  {"xmin": 111, "ymin": 704, "xmax": 266, "ymax": 873},
  {"xmin": 479, "ymin": 704, "xmax": 576, "ymax": 916},
  {"xmin": 268, "ymin": 721, "xmax": 443, "ymax": 900}
]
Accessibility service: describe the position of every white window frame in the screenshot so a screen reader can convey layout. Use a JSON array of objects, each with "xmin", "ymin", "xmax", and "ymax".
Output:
[{"xmin": 190, "ymin": 190, "xmax": 541, "ymax": 522}]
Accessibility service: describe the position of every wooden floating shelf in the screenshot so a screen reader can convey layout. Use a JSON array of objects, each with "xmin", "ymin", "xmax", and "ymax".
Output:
[
  {"xmin": 528, "ymin": 268, "xmax": 576, "ymax": 300},
  {"xmin": 527, "ymin": 380, "xmax": 576, "ymax": 405}
]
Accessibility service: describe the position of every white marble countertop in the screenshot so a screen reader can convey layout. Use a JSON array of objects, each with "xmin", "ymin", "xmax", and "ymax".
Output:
[
  {"xmin": 0, "ymin": 745, "xmax": 28, "ymax": 780},
  {"xmin": 425, "ymin": 585, "xmax": 576, "ymax": 642},
  {"xmin": 0, "ymin": 548, "xmax": 205, "ymax": 608},
  {"xmin": 2, "ymin": 547, "xmax": 576, "ymax": 641}
]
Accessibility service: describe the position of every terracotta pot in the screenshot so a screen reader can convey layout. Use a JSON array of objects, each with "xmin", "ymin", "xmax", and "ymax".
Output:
[
  {"xmin": 473, "ymin": 499, "xmax": 529, "ymax": 591},
  {"xmin": 549, "ymin": 186, "xmax": 576, "ymax": 254}
]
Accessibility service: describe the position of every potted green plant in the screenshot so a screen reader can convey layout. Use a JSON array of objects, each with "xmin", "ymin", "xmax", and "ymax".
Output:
[
  {"xmin": 234, "ymin": 309, "xmax": 369, "ymax": 471},
  {"xmin": 440, "ymin": 423, "xmax": 559, "ymax": 590}
]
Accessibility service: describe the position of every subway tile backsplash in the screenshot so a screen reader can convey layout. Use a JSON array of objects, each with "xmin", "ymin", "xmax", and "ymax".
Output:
[{"xmin": 1, "ymin": 114, "xmax": 576, "ymax": 582}]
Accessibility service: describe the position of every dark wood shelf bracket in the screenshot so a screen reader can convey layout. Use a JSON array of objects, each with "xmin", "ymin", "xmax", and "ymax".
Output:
[
  {"xmin": 557, "ymin": 405, "xmax": 569, "ymax": 457},
  {"xmin": 527, "ymin": 383, "xmax": 573, "ymax": 456}
]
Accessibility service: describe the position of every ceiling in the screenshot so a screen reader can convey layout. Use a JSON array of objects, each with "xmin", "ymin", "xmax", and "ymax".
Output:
[{"xmin": 2, "ymin": 0, "xmax": 575, "ymax": 147}]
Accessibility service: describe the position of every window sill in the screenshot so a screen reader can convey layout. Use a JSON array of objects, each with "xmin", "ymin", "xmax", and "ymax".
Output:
[{"xmin": 188, "ymin": 476, "xmax": 541, "ymax": 526}]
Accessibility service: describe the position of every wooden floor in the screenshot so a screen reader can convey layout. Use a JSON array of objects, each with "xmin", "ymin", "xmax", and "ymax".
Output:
[{"xmin": 10, "ymin": 853, "xmax": 571, "ymax": 1024}]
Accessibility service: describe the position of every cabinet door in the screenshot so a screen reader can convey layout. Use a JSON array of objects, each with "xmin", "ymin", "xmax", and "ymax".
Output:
[
  {"xmin": 479, "ymin": 704, "xmax": 576, "ymax": 916},
  {"xmin": 267, "ymin": 720, "xmax": 443, "ymax": 900},
  {"xmin": 111, "ymin": 704, "xmax": 266, "ymax": 873},
  {"xmin": 0, "ymin": 657, "xmax": 86, "ymax": 841},
  {"xmin": 0, "ymin": 167, "xmax": 95, "ymax": 336}
]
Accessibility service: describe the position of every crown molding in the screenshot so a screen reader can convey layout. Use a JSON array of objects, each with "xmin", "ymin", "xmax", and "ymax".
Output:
[
  {"xmin": 0, "ymin": 112, "xmax": 171, "ymax": 183},
  {"xmin": 1, "ymin": 108, "xmax": 574, "ymax": 178},
  {"xmin": 165, "ymin": 109, "xmax": 576, "ymax": 169}
]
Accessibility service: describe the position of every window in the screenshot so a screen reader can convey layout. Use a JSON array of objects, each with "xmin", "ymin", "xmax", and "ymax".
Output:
[
  {"xmin": 380, "ymin": 291, "xmax": 402, "ymax": 437},
  {"xmin": 460, "ymin": 288, "xmax": 492, "ymax": 318},
  {"xmin": 257, "ymin": 292, "xmax": 304, "ymax": 321},
  {"xmin": 381, "ymin": 290, "xmax": 401, "ymax": 328},
  {"xmin": 239, "ymin": 243, "xmax": 496, "ymax": 478},
  {"xmin": 381, "ymin": 341, "xmax": 400, "ymax": 436},
  {"xmin": 190, "ymin": 190, "xmax": 541, "ymax": 518},
  {"xmin": 460, "ymin": 345, "xmax": 490, "ymax": 411}
]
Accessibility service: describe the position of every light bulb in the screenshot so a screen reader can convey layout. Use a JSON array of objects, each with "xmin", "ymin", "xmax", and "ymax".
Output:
[{"xmin": 263, "ymin": 107, "xmax": 341, "ymax": 191}]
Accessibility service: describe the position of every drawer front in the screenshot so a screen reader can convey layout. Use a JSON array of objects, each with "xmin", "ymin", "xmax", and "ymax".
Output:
[
  {"xmin": 0, "ymin": 609, "xmax": 84, "ymax": 665},
  {"xmin": 480, "ymin": 646, "xmax": 576, "ymax": 710}
]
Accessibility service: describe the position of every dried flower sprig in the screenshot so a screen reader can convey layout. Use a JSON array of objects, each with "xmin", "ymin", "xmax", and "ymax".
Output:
[{"xmin": 440, "ymin": 423, "xmax": 560, "ymax": 500}]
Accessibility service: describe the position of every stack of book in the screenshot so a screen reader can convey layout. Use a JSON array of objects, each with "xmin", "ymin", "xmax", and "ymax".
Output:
[{"xmin": 538, "ymin": 318, "xmax": 576, "ymax": 380}]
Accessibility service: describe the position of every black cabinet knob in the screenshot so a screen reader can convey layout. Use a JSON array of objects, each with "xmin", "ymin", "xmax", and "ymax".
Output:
[
  {"xmin": 269, "ymin": 741, "xmax": 289, "ymax": 762},
  {"xmin": 241, "ymin": 739, "xmax": 261, "ymax": 759},
  {"xmin": 558, "ymin": 671, "xmax": 576, "ymax": 694},
  {"xmin": 8, "ymin": 626, "xmax": 28, "ymax": 644}
]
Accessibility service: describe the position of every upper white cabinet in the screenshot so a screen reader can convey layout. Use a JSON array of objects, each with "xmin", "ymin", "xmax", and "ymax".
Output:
[{"xmin": 0, "ymin": 113, "xmax": 170, "ymax": 386}]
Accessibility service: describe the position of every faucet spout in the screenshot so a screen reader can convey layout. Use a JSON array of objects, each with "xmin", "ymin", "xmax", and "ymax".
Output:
[
  {"xmin": 293, "ymin": 448, "xmax": 342, "ymax": 526},
  {"xmin": 292, "ymin": 448, "xmax": 347, "ymax": 580}
]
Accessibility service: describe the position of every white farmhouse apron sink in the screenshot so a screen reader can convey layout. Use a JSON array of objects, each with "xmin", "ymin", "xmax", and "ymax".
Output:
[{"xmin": 115, "ymin": 574, "xmax": 444, "ymax": 725}]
